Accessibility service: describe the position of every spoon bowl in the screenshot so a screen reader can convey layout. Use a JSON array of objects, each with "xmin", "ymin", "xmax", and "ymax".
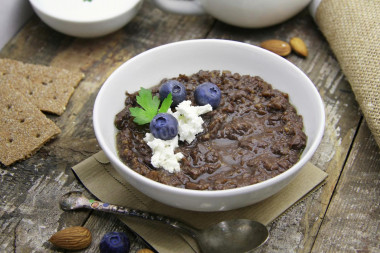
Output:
[
  {"xmin": 60, "ymin": 191, "xmax": 269, "ymax": 253},
  {"xmin": 197, "ymin": 219, "xmax": 269, "ymax": 253}
]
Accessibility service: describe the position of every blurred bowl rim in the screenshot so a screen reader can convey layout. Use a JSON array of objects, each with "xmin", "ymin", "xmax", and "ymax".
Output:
[{"xmin": 29, "ymin": 0, "xmax": 142, "ymax": 23}]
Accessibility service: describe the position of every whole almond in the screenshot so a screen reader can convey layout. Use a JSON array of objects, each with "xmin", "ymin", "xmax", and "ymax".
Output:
[
  {"xmin": 49, "ymin": 226, "xmax": 92, "ymax": 250},
  {"xmin": 289, "ymin": 37, "xmax": 308, "ymax": 57},
  {"xmin": 260, "ymin": 40, "xmax": 291, "ymax": 56}
]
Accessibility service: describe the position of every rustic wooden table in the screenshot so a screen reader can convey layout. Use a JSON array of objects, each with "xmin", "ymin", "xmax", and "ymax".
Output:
[{"xmin": 1, "ymin": 1, "xmax": 379, "ymax": 252}]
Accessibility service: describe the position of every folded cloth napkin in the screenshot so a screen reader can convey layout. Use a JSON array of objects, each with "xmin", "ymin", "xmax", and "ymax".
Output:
[
  {"xmin": 72, "ymin": 151, "xmax": 327, "ymax": 252},
  {"xmin": 313, "ymin": 0, "xmax": 380, "ymax": 147}
]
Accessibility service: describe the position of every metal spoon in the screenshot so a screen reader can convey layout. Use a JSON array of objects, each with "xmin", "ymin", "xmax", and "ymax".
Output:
[{"xmin": 60, "ymin": 191, "xmax": 269, "ymax": 253}]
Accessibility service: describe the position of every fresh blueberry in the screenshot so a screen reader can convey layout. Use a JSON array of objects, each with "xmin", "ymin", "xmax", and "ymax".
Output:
[
  {"xmin": 194, "ymin": 82, "xmax": 221, "ymax": 109},
  {"xmin": 159, "ymin": 80, "xmax": 187, "ymax": 107},
  {"xmin": 150, "ymin": 113, "xmax": 178, "ymax": 140},
  {"xmin": 99, "ymin": 232, "xmax": 130, "ymax": 253}
]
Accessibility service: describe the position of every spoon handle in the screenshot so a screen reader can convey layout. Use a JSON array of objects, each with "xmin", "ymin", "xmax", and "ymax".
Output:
[{"xmin": 79, "ymin": 196, "xmax": 198, "ymax": 237}]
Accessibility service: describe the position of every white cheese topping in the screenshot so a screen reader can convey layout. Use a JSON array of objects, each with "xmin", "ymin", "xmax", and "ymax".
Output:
[
  {"xmin": 144, "ymin": 100, "xmax": 212, "ymax": 173},
  {"xmin": 171, "ymin": 100, "xmax": 212, "ymax": 144},
  {"xmin": 143, "ymin": 133, "xmax": 184, "ymax": 173}
]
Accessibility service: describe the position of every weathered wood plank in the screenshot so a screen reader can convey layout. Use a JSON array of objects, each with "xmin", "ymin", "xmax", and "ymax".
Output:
[
  {"xmin": 0, "ymin": 162, "xmax": 90, "ymax": 252},
  {"xmin": 311, "ymin": 120, "xmax": 380, "ymax": 252}
]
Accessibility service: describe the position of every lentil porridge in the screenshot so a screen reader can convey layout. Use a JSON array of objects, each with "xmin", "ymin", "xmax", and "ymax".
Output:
[{"xmin": 115, "ymin": 70, "xmax": 306, "ymax": 190}]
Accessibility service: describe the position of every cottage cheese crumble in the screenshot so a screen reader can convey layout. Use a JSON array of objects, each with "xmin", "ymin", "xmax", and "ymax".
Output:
[
  {"xmin": 143, "ymin": 134, "xmax": 184, "ymax": 173},
  {"xmin": 170, "ymin": 100, "xmax": 212, "ymax": 144},
  {"xmin": 144, "ymin": 100, "xmax": 212, "ymax": 173}
]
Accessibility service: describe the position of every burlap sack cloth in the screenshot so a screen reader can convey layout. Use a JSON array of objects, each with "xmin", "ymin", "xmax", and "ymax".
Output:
[
  {"xmin": 316, "ymin": 0, "xmax": 380, "ymax": 147},
  {"xmin": 72, "ymin": 151, "xmax": 327, "ymax": 252}
]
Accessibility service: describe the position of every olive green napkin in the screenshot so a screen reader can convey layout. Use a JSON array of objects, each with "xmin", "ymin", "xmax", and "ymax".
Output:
[
  {"xmin": 72, "ymin": 151, "xmax": 327, "ymax": 252},
  {"xmin": 315, "ymin": 0, "xmax": 380, "ymax": 147}
]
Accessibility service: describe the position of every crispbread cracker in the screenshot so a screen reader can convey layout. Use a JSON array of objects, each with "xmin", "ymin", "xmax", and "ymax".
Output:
[
  {"xmin": 0, "ymin": 82, "xmax": 61, "ymax": 166},
  {"xmin": 0, "ymin": 58, "xmax": 84, "ymax": 115}
]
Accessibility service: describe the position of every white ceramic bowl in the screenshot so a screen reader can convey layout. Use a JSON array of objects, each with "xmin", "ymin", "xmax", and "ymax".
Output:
[
  {"xmin": 94, "ymin": 39, "xmax": 325, "ymax": 212},
  {"xmin": 29, "ymin": 0, "xmax": 143, "ymax": 38},
  {"xmin": 152, "ymin": 0, "xmax": 312, "ymax": 28}
]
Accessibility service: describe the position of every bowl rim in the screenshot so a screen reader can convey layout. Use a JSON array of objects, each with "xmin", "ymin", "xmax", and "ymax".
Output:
[
  {"xmin": 94, "ymin": 39, "xmax": 325, "ymax": 197},
  {"xmin": 29, "ymin": 0, "xmax": 142, "ymax": 23}
]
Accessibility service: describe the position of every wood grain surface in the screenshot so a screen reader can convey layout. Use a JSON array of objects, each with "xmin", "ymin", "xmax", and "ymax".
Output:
[{"xmin": 0, "ymin": 1, "xmax": 378, "ymax": 252}]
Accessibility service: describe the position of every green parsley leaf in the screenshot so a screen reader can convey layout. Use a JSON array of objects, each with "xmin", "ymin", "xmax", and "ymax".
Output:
[
  {"xmin": 158, "ymin": 93, "xmax": 172, "ymax": 114},
  {"xmin": 129, "ymin": 87, "xmax": 173, "ymax": 125},
  {"xmin": 129, "ymin": 107, "xmax": 153, "ymax": 125},
  {"xmin": 136, "ymin": 88, "xmax": 160, "ymax": 113}
]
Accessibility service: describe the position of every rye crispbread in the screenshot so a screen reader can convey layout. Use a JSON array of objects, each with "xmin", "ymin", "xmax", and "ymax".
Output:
[
  {"xmin": 0, "ymin": 58, "xmax": 84, "ymax": 115},
  {"xmin": 0, "ymin": 82, "xmax": 61, "ymax": 166}
]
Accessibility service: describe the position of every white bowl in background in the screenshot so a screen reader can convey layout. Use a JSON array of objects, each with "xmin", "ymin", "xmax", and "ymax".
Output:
[
  {"xmin": 93, "ymin": 39, "xmax": 325, "ymax": 212},
  {"xmin": 29, "ymin": 0, "xmax": 142, "ymax": 38},
  {"xmin": 151, "ymin": 0, "xmax": 312, "ymax": 28}
]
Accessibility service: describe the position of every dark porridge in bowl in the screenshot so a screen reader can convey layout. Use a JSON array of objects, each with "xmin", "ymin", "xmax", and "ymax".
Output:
[{"xmin": 115, "ymin": 70, "xmax": 306, "ymax": 190}]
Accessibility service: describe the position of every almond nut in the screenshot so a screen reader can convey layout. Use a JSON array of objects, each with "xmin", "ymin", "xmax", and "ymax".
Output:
[
  {"xmin": 289, "ymin": 37, "xmax": 308, "ymax": 57},
  {"xmin": 260, "ymin": 40, "xmax": 291, "ymax": 56},
  {"xmin": 49, "ymin": 226, "xmax": 92, "ymax": 250}
]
